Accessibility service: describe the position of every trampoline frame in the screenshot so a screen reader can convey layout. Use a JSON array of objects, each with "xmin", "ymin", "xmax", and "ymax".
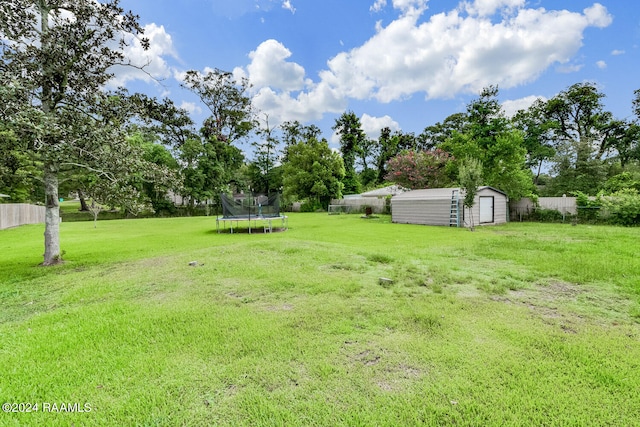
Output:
[{"xmin": 216, "ymin": 215, "xmax": 288, "ymax": 234}]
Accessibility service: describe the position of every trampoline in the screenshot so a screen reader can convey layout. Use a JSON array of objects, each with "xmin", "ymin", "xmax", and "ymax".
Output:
[{"xmin": 216, "ymin": 193, "xmax": 288, "ymax": 234}]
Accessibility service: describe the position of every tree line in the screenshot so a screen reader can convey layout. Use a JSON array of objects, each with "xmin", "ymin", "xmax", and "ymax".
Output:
[{"xmin": 1, "ymin": 1, "xmax": 639, "ymax": 264}]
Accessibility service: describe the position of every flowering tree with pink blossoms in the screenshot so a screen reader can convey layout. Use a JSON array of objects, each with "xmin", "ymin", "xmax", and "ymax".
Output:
[{"xmin": 384, "ymin": 149, "xmax": 454, "ymax": 190}]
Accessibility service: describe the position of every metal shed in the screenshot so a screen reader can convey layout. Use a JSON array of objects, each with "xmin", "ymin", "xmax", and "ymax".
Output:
[{"xmin": 391, "ymin": 186, "xmax": 508, "ymax": 227}]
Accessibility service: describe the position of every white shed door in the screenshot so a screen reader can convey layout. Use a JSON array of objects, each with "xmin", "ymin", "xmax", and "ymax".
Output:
[{"xmin": 479, "ymin": 196, "xmax": 494, "ymax": 223}]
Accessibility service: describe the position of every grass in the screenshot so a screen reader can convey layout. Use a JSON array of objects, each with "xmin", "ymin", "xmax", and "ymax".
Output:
[{"xmin": 1, "ymin": 214, "xmax": 639, "ymax": 426}]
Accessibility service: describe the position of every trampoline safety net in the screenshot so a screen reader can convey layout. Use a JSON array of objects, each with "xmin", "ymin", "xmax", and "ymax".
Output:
[{"xmin": 220, "ymin": 193, "xmax": 281, "ymax": 219}]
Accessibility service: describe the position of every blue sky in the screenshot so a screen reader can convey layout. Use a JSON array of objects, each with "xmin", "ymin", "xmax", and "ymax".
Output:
[{"xmin": 114, "ymin": 0, "xmax": 640, "ymax": 148}]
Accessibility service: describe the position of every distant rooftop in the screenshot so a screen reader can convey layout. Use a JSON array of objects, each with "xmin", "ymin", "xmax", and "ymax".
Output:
[{"xmin": 359, "ymin": 185, "xmax": 408, "ymax": 197}]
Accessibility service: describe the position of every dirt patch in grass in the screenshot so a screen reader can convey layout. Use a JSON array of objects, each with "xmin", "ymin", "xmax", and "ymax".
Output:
[
  {"xmin": 376, "ymin": 365, "xmax": 425, "ymax": 392},
  {"xmin": 319, "ymin": 258, "xmax": 368, "ymax": 273},
  {"xmin": 354, "ymin": 349, "xmax": 382, "ymax": 366},
  {"xmin": 493, "ymin": 280, "xmax": 636, "ymax": 328},
  {"xmin": 341, "ymin": 341, "xmax": 426, "ymax": 392},
  {"xmin": 226, "ymin": 291, "xmax": 244, "ymax": 299},
  {"xmin": 137, "ymin": 256, "xmax": 175, "ymax": 269},
  {"xmin": 262, "ymin": 303, "xmax": 294, "ymax": 312}
]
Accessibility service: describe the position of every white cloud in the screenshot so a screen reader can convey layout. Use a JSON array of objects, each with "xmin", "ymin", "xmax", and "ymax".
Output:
[
  {"xmin": 239, "ymin": 40, "xmax": 346, "ymax": 124},
  {"xmin": 391, "ymin": 0, "xmax": 428, "ymax": 15},
  {"xmin": 211, "ymin": 0, "xmax": 295, "ymax": 18},
  {"xmin": 502, "ymin": 95, "xmax": 546, "ymax": 117},
  {"xmin": 282, "ymin": 0, "xmax": 295, "ymax": 14},
  {"xmin": 371, "ymin": 0, "xmax": 387, "ymax": 13},
  {"xmin": 596, "ymin": 60, "xmax": 607, "ymax": 69},
  {"xmin": 462, "ymin": 0, "xmax": 525, "ymax": 17},
  {"xmin": 246, "ymin": 40, "xmax": 308, "ymax": 92},
  {"xmin": 557, "ymin": 63, "xmax": 584, "ymax": 74},
  {"xmin": 611, "ymin": 49, "xmax": 625, "ymax": 56},
  {"xmin": 251, "ymin": 81, "xmax": 347, "ymax": 125},
  {"xmin": 329, "ymin": 113, "xmax": 400, "ymax": 145},
  {"xmin": 360, "ymin": 114, "xmax": 401, "ymax": 139},
  {"xmin": 238, "ymin": 1, "xmax": 612, "ymax": 125},
  {"xmin": 174, "ymin": 66, "xmax": 219, "ymax": 84},
  {"xmin": 109, "ymin": 23, "xmax": 178, "ymax": 88},
  {"xmin": 179, "ymin": 101, "xmax": 202, "ymax": 116},
  {"xmin": 583, "ymin": 3, "xmax": 612, "ymax": 28},
  {"xmin": 315, "ymin": 2, "xmax": 612, "ymax": 103}
]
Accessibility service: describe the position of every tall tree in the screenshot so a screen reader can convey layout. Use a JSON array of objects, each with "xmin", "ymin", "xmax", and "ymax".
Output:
[
  {"xmin": 250, "ymin": 115, "xmax": 282, "ymax": 194},
  {"xmin": 444, "ymin": 129, "xmax": 532, "ymax": 200},
  {"xmin": 466, "ymin": 85, "xmax": 510, "ymax": 146},
  {"xmin": 440, "ymin": 86, "xmax": 532, "ymax": 200},
  {"xmin": 181, "ymin": 69, "xmax": 254, "ymax": 144},
  {"xmin": 0, "ymin": 0, "xmax": 163, "ymax": 265},
  {"xmin": 545, "ymin": 82, "xmax": 616, "ymax": 194},
  {"xmin": 633, "ymin": 89, "xmax": 640, "ymax": 119},
  {"xmin": 280, "ymin": 120, "xmax": 321, "ymax": 160},
  {"xmin": 373, "ymin": 127, "xmax": 397, "ymax": 184},
  {"xmin": 599, "ymin": 119, "xmax": 640, "ymax": 168},
  {"xmin": 512, "ymin": 99, "xmax": 557, "ymax": 184},
  {"xmin": 133, "ymin": 94, "xmax": 198, "ymax": 150},
  {"xmin": 357, "ymin": 136, "xmax": 377, "ymax": 187},
  {"xmin": 180, "ymin": 69, "xmax": 254, "ymax": 202},
  {"xmin": 418, "ymin": 112, "xmax": 468, "ymax": 151},
  {"xmin": 333, "ymin": 111, "xmax": 365, "ymax": 194},
  {"xmin": 373, "ymin": 129, "xmax": 418, "ymax": 184},
  {"xmin": 282, "ymin": 137, "xmax": 345, "ymax": 209},
  {"xmin": 177, "ymin": 135, "xmax": 244, "ymax": 206},
  {"xmin": 605, "ymin": 89, "xmax": 640, "ymax": 168},
  {"xmin": 546, "ymin": 82, "xmax": 614, "ymax": 160},
  {"xmin": 137, "ymin": 133, "xmax": 180, "ymax": 214}
]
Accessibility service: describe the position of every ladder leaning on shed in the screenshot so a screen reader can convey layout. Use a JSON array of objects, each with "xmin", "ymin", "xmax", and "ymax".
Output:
[{"xmin": 449, "ymin": 189, "xmax": 460, "ymax": 227}]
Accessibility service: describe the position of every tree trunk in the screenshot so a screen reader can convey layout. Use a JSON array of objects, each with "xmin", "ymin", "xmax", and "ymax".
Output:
[
  {"xmin": 467, "ymin": 206, "xmax": 475, "ymax": 231},
  {"xmin": 534, "ymin": 159, "xmax": 543, "ymax": 185},
  {"xmin": 39, "ymin": 4, "xmax": 61, "ymax": 265},
  {"xmin": 43, "ymin": 163, "xmax": 62, "ymax": 265},
  {"xmin": 78, "ymin": 189, "xmax": 89, "ymax": 211}
]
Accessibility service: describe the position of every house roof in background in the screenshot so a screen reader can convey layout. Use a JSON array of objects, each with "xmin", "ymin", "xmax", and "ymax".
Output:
[{"xmin": 360, "ymin": 185, "xmax": 408, "ymax": 198}]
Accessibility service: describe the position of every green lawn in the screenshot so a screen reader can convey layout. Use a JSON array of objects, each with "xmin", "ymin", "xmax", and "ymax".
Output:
[{"xmin": 1, "ymin": 214, "xmax": 639, "ymax": 426}]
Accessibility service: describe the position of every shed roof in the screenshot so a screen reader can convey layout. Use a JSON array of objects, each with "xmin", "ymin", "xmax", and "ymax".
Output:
[{"xmin": 392, "ymin": 186, "xmax": 506, "ymax": 201}]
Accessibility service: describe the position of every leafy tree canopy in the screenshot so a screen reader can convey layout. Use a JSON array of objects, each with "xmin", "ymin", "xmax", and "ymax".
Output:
[
  {"xmin": 0, "ymin": 0, "xmax": 169, "ymax": 264},
  {"xmin": 333, "ymin": 111, "xmax": 366, "ymax": 194},
  {"xmin": 385, "ymin": 149, "xmax": 454, "ymax": 190},
  {"xmin": 282, "ymin": 137, "xmax": 345, "ymax": 208}
]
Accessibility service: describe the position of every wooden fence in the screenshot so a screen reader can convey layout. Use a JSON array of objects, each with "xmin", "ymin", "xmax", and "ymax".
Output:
[
  {"xmin": 329, "ymin": 197, "xmax": 388, "ymax": 214},
  {"xmin": 510, "ymin": 197, "xmax": 577, "ymax": 220},
  {"xmin": 0, "ymin": 204, "xmax": 46, "ymax": 230}
]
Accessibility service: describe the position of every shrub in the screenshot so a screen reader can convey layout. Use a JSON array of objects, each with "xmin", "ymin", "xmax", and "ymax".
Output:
[
  {"xmin": 603, "ymin": 172, "xmax": 640, "ymax": 193},
  {"xmin": 574, "ymin": 191, "xmax": 602, "ymax": 222},
  {"xmin": 530, "ymin": 208, "xmax": 565, "ymax": 223},
  {"xmin": 300, "ymin": 199, "xmax": 323, "ymax": 212},
  {"xmin": 601, "ymin": 189, "xmax": 640, "ymax": 226}
]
